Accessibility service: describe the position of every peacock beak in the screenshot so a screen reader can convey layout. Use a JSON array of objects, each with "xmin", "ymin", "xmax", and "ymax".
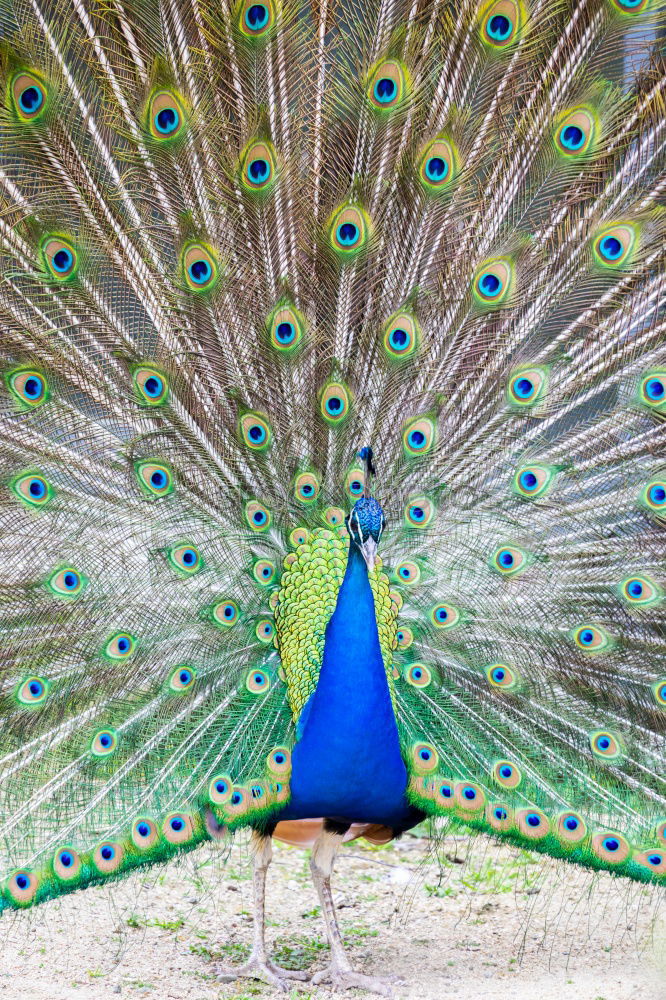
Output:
[{"xmin": 359, "ymin": 537, "xmax": 378, "ymax": 573}]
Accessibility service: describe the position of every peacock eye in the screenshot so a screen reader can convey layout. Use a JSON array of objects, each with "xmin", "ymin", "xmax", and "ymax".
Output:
[
  {"xmin": 639, "ymin": 371, "xmax": 666, "ymax": 410},
  {"xmin": 323, "ymin": 506, "xmax": 345, "ymax": 527},
  {"xmin": 383, "ymin": 311, "xmax": 420, "ymax": 361},
  {"xmin": 320, "ymin": 381, "xmax": 351, "ymax": 423},
  {"xmin": 513, "ymin": 464, "xmax": 557, "ymax": 499},
  {"xmin": 652, "ymin": 678, "xmax": 666, "ymax": 707},
  {"xmin": 294, "ymin": 471, "xmax": 320, "ymax": 503},
  {"xmin": 239, "ymin": 0, "xmax": 276, "ymax": 37},
  {"xmin": 593, "ymin": 223, "xmax": 636, "ymax": 268},
  {"xmin": 182, "ymin": 244, "xmax": 219, "ymax": 291},
  {"xmin": 54, "ymin": 847, "xmax": 81, "ymax": 880},
  {"xmin": 91, "ymin": 729, "xmax": 118, "ymax": 757},
  {"xmin": 410, "ymin": 742, "xmax": 439, "ymax": 772},
  {"xmin": 395, "ymin": 626, "xmax": 414, "ymax": 650},
  {"xmin": 403, "ymin": 416, "xmax": 435, "ymax": 457},
  {"xmin": 12, "ymin": 472, "xmax": 54, "ymax": 507},
  {"xmin": 255, "ymin": 618, "xmax": 274, "ymax": 642},
  {"xmin": 405, "ymin": 496, "xmax": 434, "ymax": 528},
  {"xmin": 329, "ymin": 204, "xmax": 370, "ymax": 259},
  {"xmin": 245, "ymin": 500, "xmax": 272, "ymax": 532},
  {"xmin": 485, "ymin": 662, "xmax": 520, "ymax": 690},
  {"xmin": 555, "ymin": 107, "xmax": 597, "ymax": 157},
  {"xmin": 169, "ymin": 665, "xmax": 196, "ymax": 691},
  {"xmin": 168, "ymin": 543, "xmax": 202, "ymax": 575},
  {"xmin": 517, "ymin": 808, "xmax": 549, "ymax": 839},
  {"xmin": 268, "ymin": 303, "xmax": 305, "ymax": 352},
  {"xmin": 252, "ymin": 559, "xmax": 276, "ymax": 585},
  {"xmin": 42, "ymin": 237, "xmax": 78, "ymax": 279},
  {"xmin": 12, "ymin": 73, "xmax": 48, "ymax": 121},
  {"xmin": 47, "ymin": 566, "xmax": 86, "ymax": 598},
  {"xmin": 162, "ymin": 813, "xmax": 194, "ymax": 844},
  {"xmin": 455, "ymin": 782, "xmax": 485, "ymax": 811},
  {"xmin": 572, "ymin": 624, "xmax": 611, "ymax": 653},
  {"xmin": 473, "ymin": 259, "xmax": 513, "ymax": 307},
  {"xmin": 418, "ymin": 135, "xmax": 459, "ymax": 193},
  {"xmin": 618, "ymin": 574, "xmax": 661, "ymax": 607},
  {"xmin": 492, "ymin": 760, "xmax": 522, "ymax": 788},
  {"xmin": 395, "ymin": 560, "xmax": 421, "ymax": 585},
  {"xmin": 212, "ymin": 599, "xmax": 239, "ymax": 627},
  {"xmin": 16, "ymin": 676, "xmax": 49, "ymax": 706},
  {"xmin": 148, "ymin": 91, "xmax": 186, "ymax": 140},
  {"xmin": 132, "ymin": 817, "xmax": 159, "ymax": 849},
  {"xmin": 431, "ymin": 603, "xmax": 461, "ymax": 629},
  {"xmin": 246, "ymin": 667, "xmax": 271, "ymax": 693},
  {"xmin": 404, "ymin": 662, "xmax": 431, "ymax": 687},
  {"xmin": 136, "ymin": 461, "xmax": 173, "ymax": 496},
  {"xmin": 241, "ymin": 140, "xmax": 277, "ymax": 193},
  {"xmin": 507, "ymin": 366, "xmax": 548, "ymax": 406},
  {"xmin": 367, "ymin": 60, "xmax": 408, "ymax": 111},
  {"xmin": 589, "ymin": 729, "xmax": 624, "ymax": 760},
  {"xmin": 591, "ymin": 831, "xmax": 630, "ymax": 864},
  {"xmin": 8, "ymin": 369, "xmax": 49, "ymax": 408},
  {"xmin": 240, "ymin": 412, "xmax": 272, "ymax": 450},
  {"xmin": 267, "ymin": 747, "xmax": 291, "ymax": 773},
  {"xmin": 289, "ymin": 527, "xmax": 310, "ymax": 547},
  {"xmin": 480, "ymin": 1, "xmax": 523, "ymax": 47},
  {"xmin": 105, "ymin": 632, "xmax": 136, "ymax": 659},
  {"xmin": 490, "ymin": 544, "xmax": 528, "ymax": 576},
  {"xmin": 134, "ymin": 367, "xmax": 168, "ymax": 405},
  {"xmin": 209, "ymin": 774, "xmax": 233, "ymax": 804}
]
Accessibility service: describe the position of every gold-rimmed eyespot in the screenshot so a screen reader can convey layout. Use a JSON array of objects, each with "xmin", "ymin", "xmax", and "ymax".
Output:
[
  {"xmin": 395, "ymin": 627, "xmax": 414, "ymax": 650},
  {"xmin": 485, "ymin": 662, "xmax": 520, "ymax": 690},
  {"xmin": 404, "ymin": 496, "xmax": 434, "ymax": 529},
  {"xmin": 487, "ymin": 803, "xmax": 513, "ymax": 831},
  {"xmin": 246, "ymin": 667, "xmax": 271, "ymax": 693},
  {"xmin": 455, "ymin": 782, "xmax": 485, "ymax": 812},
  {"xmin": 136, "ymin": 461, "xmax": 173, "ymax": 497},
  {"xmin": 492, "ymin": 760, "xmax": 522, "ymax": 788},
  {"xmin": 11, "ymin": 72, "xmax": 48, "ymax": 121},
  {"xmin": 507, "ymin": 366, "xmax": 548, "ymax": 407},
  {"xmin": 433, "ymin": 780, "xmax": 456, "ymax": 810},
  {"xmin": 367, "ymin": 59, "xmax": 409, "ymax": 111},
  {"xmin": 7, "ymin": 870, "xmax": 38, "ymax": 905},
  {"xmin": 7, "ymin": 368, "xmax": 49, "ymax": 408},
  {"xmin": 133, "ymin": 366, "xmax": 168, "ymax": 405},
  {"xmin": 212, "ymin": 600, "xmax": 239, "ymax": 627},
  {"xmin": 11, "ymin": 472, "xmax": 54, "ymax": 507},
  {"xmin": 237, "ymin": 0, "xmax": 276, "ymax": 38},
  {"xmin": 162, "ymin": 813, "xmax": 194, "ymax": 845},
  {"xmin": 403, "ymin": 416, "xmax": 435, "ymax": 457},
  {"xmin": 289, "ymin": 527, "xmax": 310, "ymax": 547},
  {"xmin": 132, "ymin": 817, "xmax": 160, "ymax": 850},
  {"xmin": 320, "ymin": 381, "xmax": 351, "ymax": 424},
  {"xmin": 394, "ymin": 560, "xmax": 421, "ymax": 585},
  {"xmin": 53, "ymin": 847, "xmax": 81, "ymax": 881},
  {"xmin": 328, "ymin": 204, "xmax": 371, "ymax": 260},
  {"xmin": 490, "ymin": 545, "xmax": 528, "ymax": 576},
  {"xmin": 555, "ymin": 811, "xmax": 587, "ymax": 844},
  {"xmin": 268, "ymin": 302, "xmax": 305, "ymax": 353},
  {"xmin": 147, "ymin": 90, "xmax": 187, "ymax": 141},
  {"xmin": 634, "ymin": 849, "xmax": 666, "ymax": 875},
  {"xmin": 404, "ymin": 662, "xmax": 431, "ymax": 687},
  {"xmin": 473, "ymin": 258, "xmax": 513, "ymax": 308},
  {"xmin": 618, "ymin": 575, "xmax": 662, "ymax": 607},
  {"xmin": 47, "ymin": 566, "xmax": 86, "ymax": 598},
  {"xmin": 431, "ymin": 603, "xmax": 461, "ymax": 630},
  {"xmin": 513, "ymin": 464, "xmax": 557, "ymax": 499},
  {"xmin": 591, "ymin": 831, "xmax": 630, "ymax": 864},
  {"xmin": 91, "ymin": 729, "xmax": 118, "ymax": 757},
  {"xmin": 418, "ymin": 136, "xmax": 459, "ymax": 194},
  {"xmin": 640, "ymin": 480, "xmax": 666, "ymax": 517},
  {"xmin": 16, "ymin": 676, "xmax": 49, "ymax": 706},
  {"xmin": 323, "ymin": 507, "xmax": 345, "ymax": 528},
  {"xmin": 653, "ymin": 678, "xmax": 666, "ymax": 707},
  {"xmin": 554, "ymin": 106, "xmax": 598, "ymax": 157},
  {"xmin": 255, "ymin": 619, "xmax": 274, "ymax": 643},
  {"xmin": 209, "ymin": 774, "xmax": 233, "ymax": 805},
  {"xmin": 41, "ymin": 236, "xmax": 78, "ymax": 280},
  {"xmin": 252, "ymin": 559, "xmax": 276, "ymax": 585},
  {"xmin": 168, "ymin": 543, "xmax": 202, "ymax": 575},
  {"xmin": 345, "ymin": 467, "xmax": 365, "ymax": 499},
  {"xmin": 168, "ymin": 665, "xmax": 196, "ymax": 692},
  {"xmin": 245, "ymin": 500, "xmax": 272, "ymax": 532},
  {"xmin": 104, "ymin": 632, "xmax": 136, "ymax": 660},
  {"xmin": 609, "ymin": 0, "xmax": 651, "ymax": 13},
  {"xmin": 638, "ymin": 371, "xmax": 666, "ymax": 411},
  {"xmin": 181, "ymin": 243, "xmax": 219, "ymax": 292},
  {"xmin": 589, "ymin": 729, "xmax": 624, "ymax": 761},
  {"xmin": 382, "ymin": 310, "xmax": 420, "ymax": 361},
  {"xmin": 225, "ymin": 786, "xmax": 251, "ymax": 817},
  {"xmin": 241, "ymin": 139, "xmax": 278, "ymax": 194},
  {"xmin": 572, "ymin": 624, "xmax": 612, "ymax": 653},
  {"xmin": 240, "ymin": 412, "xmax": 272, "ymax": 450},
  {"xmin": 294, "ymin": 471, "xmax": 320, "ymax": 504},
  {"xmin": 517, "ymin": 808, "xmax": 550, "ymax": 840},
  {"xmin": 267, "ymin": 747, "xmax": 291, "ymax": 774},
  {"xmin": 411, "ymin": 742, "xmax": 439, "ymax": 773},
  {"xmin": 593, "ymin": 223, "xmax": 637, "ymax": 269},
  {"xmin": 479, "ymin": 0, "xmax": 525, "ymax": 47}
]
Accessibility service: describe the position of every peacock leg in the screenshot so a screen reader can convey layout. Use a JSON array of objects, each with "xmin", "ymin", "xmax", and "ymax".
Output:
[
  {"xmin": 309, "ymin": 823, "xmax": 395, "ymax": 997},
  {"xmin": 215, "ymin": 830, "xmax": 309, "ymax": 991}
]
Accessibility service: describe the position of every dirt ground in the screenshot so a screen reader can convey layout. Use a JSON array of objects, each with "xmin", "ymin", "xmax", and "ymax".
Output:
[{"xmin": 1, "ymin": 828, "xmax": 663, "ymax": 1000}]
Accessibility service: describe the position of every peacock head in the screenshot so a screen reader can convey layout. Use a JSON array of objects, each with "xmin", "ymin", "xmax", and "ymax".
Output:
[{"xmin": 347, "ymin": 497, "xmax": 386, "ymax": 572}]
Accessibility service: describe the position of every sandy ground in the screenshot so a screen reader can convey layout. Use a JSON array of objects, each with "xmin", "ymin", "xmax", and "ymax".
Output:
[{"xmin": 1, "ymin": 828, "xmax": 664, "ymax": 1000}]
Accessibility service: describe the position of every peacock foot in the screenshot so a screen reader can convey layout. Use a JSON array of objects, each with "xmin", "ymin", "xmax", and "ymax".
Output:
[
  {"xmin": 215, "ymin": 954, "xmax": 309, "ymax": 992},
  {"xmin": 311, "ymin": 962, "xmax": 398, "ymax": 997}
]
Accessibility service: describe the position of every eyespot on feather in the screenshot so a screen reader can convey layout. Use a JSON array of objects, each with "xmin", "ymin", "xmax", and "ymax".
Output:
[
  {"xmin": 405, "ymin": 496, "xmax": 435, "ymax": 528},
  {"xmin": 93, "ymin": 842, "xmax": 124, "ymax": 873},
  {"xmin": 41, "ymin": 236, "xmax": 78, "ymax": 280},
  {"xmin": 455, "ymin": 782, "xmax": 485, "ymax": 812},
  {"xmin": 492, "ymin": 760, "xmax": 522, "ymax": 789},
  {"xmin": 516, "ymin": 808, "xmax": 550, "ymax": 840},
  {"xmin": 328, "ymin": 204, "xmax": 371, "ymax": 260},
  {"xmin": 403, "ymin": 416, "xmax": 435, "ymax": 457},
  {"xmin": 554, "ymin": 106, "xmax": 598, "ymax": 157},
  {"xmin": 507, "ymin": 366, "xmax": 548, "ymax": 407},
  {"xmin": 241, "ymin": 139, "xmax": 278, "ymax": 193},
  {"xmin": 11, "ymin": 472, "xmax": 54, "ymax": 507},
  {"xmin": 136, "ymin": 461, "xmax": 173, "ymax": 497},
  {"xmin": 617, "ymin": 575, "xmax": 661, "ymax": 607},
  {"xmin": 572, "ymin": 624, "xmax": 612, "ymax": 653},
  {"xmin": 289, "ymin": 527, "xmax": 310, "ymax": 546},
  {"xmin": 367, "ymin": 59, "xmax": 409, "ymax": 111},
  {"xmin": 639, "ymin": 480, "xmax": 666, "ymax": 517},
  {"xmin": 182, "ymin": 243, "xmax": 219, "ymax": 292},
  {"xmin": 168, "ymin": 543, "xmax": 202, "ymax": 575},
  {"xmin": 7, "ymin": 368, "xmax": 49, "ymax": 408},
  {"xmin": 147, "ymin": 90, "xmax": 187, "ymax": 141},
  {"xmin": 7, "ymin": 870, "xmax": 38, "ymax": 905},
  {"xmin": 513, "ymin": 464, "xmax": 557, "ymax": 499},
  {"xmin": 485, "ymin": 663, "xmax": 520, "ymax": 690},
  {"xmin": 209, "ymin": 775, "xmax": 233, "ymax": 805},
  {"xmin": 294, "ymin": 471, "xmax": 320, "ymax": 504},
  {"xmin": 133, "ymin": 367, "xmax": 168, "ymax": 405},
  {"xmin": 591, "ymin": 831, "xmax": 630, "ymax": 864},
  {"xmin": 255, "ymin": 618, "xmax": 274, "ymax": 643},
  {"xmin": 225, "ymin": 786, "xmax": 251, "ymax": 817},
  {"xmin": 91, "ymin": 729, "xmax": 118, "ymax": 757},
  {"xmin": 47, "ymin": 566, "xmax": 86, "ymax": 598},
  {"xmin": 212, "ymin": 600, "xmax": 239, "ymax": 627},
  {"xmin": 433, "ymin": 779, "xmax": 456, "ymax": 809},
  {"xmin": 394, "ymin": 560, "xmax": 421, "ymax": 585},
  {"xmin": 395, "ymin": 627, "xmax": 414, "ymax": 651},
  {"xmin": 652, "ymin": 678, "xmax": 666, "ymax": 707},
  {"xmin": 16, "ymin": 676, "xmax": 49, "ymax": 706},
  {"xmin": 11, "ymin": 72, "xmax": 48, "ymax": 121},
  {"xmin": 589, "ymin": 729, "xmax": 624, "ymax": 761},
  {"xmin": 345, "ymin": 468, "xmax": 365, "ymax": 499},
  {"xmin": 418, "ymin": 136, "xmax": 459, "ymax": 193},
  {"xmin": 53, "ymin": 847, "xmax": 81, "ymax": 880},
  {"xmin": 162, "ymin": 813, "xmax": 194, "ymax": 845},
  {"xmin": 267, "ymin": 747, "xmax": 291, "ymax": 774},
  {"xmin": 237, "ymin": 0, "xmax": 277, "ymax": 38},
  {"xmin": 486, "ymin": 802, "xmax": 513, "ymax": 831},
  {"xmin": 252, "ymin": 559, "xmax": 276, "ymax": 585},
  {"xmin": 168, "ymin": 665, "xmax": 196, "ymax": 692},
  {"xmin": 411, "ymin": 742, "xmax": 439, "ymax": 773},
  {"xmin": 132, "ymin": 818, "xmax": 160, "ymax": 850},
  {"xmin": 322, "ymin": 507, "xmax": 345, "ymax": 528},
  {"xmin": 104, "ymin": 632, "xmax": 136, "ymax": 659},
  {"xmin": 472, "ymin": 258, "xmax": 514, "ymax": 307},
  {"xmin": 592, "ymin": 223, "xmax": 637, "ymax": 268},
  {"xmin": 555, "ymin": 811, "xmax": 588, "ymax": 844},
  {"xmin": 404, "ymin": 662, "xmax": 431, "ymax": 687},
  {"xmin": 490, "ymin": 545, "xmax": 528, "ymax": 576},
  {"xmin": 382, "ymin": 311, "xmax": 421, "ymax": 361},
  {"xmin": 246, "ymin": 667, "xmax": 271, "ymax": 693},
  {"xmin": 245, "ymin": 500, "xmax": 272, "ymax": 532},
  {"xmin": 608, "ymin": 0, "xmax": 651, "ymax": 13},
  {"xmin": 268, "ymin": 303, "xmax": 305, "ymax": 353},
  {"xmin": 633, "ymin": 849, "xmax": 666, "ymax": 875},
  {"xmin": 240, "ymin": 412, "xmax": 272, "ymax": 450},
  {"xmin": 480, "ymin": 0, "xmax": 525, "ymax": 47},
  {"xmin": 320, "ymin": 381, "xmax": 351, "ymax": 424},
  {"xmin": 638, "ymin": 371, "xmax": 666, "ymax": 411},
  {"xmin": 431, "ymin": 603, "xmax": 461, "ymax": 630}
]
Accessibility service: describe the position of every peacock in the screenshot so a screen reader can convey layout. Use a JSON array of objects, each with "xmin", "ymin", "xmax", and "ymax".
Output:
[{"xmin": 0, "ymin": 0, "xmax": 665, "ymax": 994}]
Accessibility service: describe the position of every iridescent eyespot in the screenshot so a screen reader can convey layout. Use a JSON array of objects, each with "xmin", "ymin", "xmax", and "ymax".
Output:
[
  {"xmin": 11, "ymin": 472, "xmax": 53, "ymax": 507},
  {"xmin": 490, "ymin": 545, "xmax": 528, "ymax": 576},
  {"xmin": 572, "ymin": 624, "xmax": 611, "ymax": 653},
  {"xmin": 652, "ymin": 678, "xmax": 666, "ymax": 707},
  {"xmin": 492, "ymin": 760, "xmax": 522, "ymax": 788},
  {"xmin": 268, "ymin": 303, "xmax": 305, "ymax": 353},
  {"xmin": 480, "ymin": 0, "xmax": 524, "ymax": 46},
  {"xmin": 411, "ymin": 742, "xmax": 439, "ymax": 773},
  {"xmin": 245, "ymin": 500, "xmax": 272, "ymax": 532},
  {"xmin": 255, "ymin": 619, "xmax": 274, "ymax": 643},
  {"xmin": 418, "ymin": 136, "xmax": 459, "ymax": 193},
  {"xmin": 487, "ymin": 802, "xmax": 512, "ymax": 830},
  {"xmin": 267, "ymin": 747, "xmax": 291, "ymax": 774},
  {"xmin": 162, "ymin": 813, "xmax": 194, "ymax": 844},
  {"xmin": 592, "ymin": 223, "xmax": 637, "ymax": 268},
  {"xmin": 382, "ymin": 310, "xmax": 420, "ymax": 361},
  {"xmin": 591, "ymin": 831, "xmax": 630, "ymax": 864},
  {"xmin": 132, "ymin": 817, "xmax": 159, "ymax": 850},
  {"xmin": 403, "ymin": 416, "xmax": 435, "ymax": 457},
  {"xmin": 53, "ymin": 847, "xmax": 81, "ymax": 881},
  {"xmin": 618, "ymin": 574, "xmax": 661, "ymax": 607},
  {"xmin": 554, "ymin": 106, "xmax": 597, "ymax": 157},
  {"xmin": 345, "ymin": 468, "xmax": 365, "ymax": 498},
  {"xmin": 507, "ymin": 366, "xmax": 548, "ymax": 407},
  {"xmin": 252, "ymin": 559, "xmax": 276, "ymax": 585},
  {"xmin": 485, "ymin": 662, "xmax": 520, "ymax": 690},
  {"xmin": 246, "ymin": 667, "xmax": 271, "ymax": 693},
  {"xmin": 42, "ymin": 237, "xmax": 78, "ymax": 280},
  {"xmin": 455, "ymin": 782, "xmax": 485, "ymax": 811},
  {"xmin": 168, "ymin": 543, "xmax": 202, "ymax": 575},
  {"xmin": 555, "ymin": 811, "xmax": 587, "ymax": 844},
  {"xmin": 148, "ymin": 90, "xmax": 186, "ymax": 140},
  {"xmin": 589, "ymin": 729, "xmax": 624, "ymax": 760},
  {"xmin": 133, "ymin": 367, "xmax": 168, "ymax": 405},
  {"xmin": 209, "ymin": 774, "xmax": 233, "ymax": 804},
  {"xmin": 638, "ymin": 371, "xmax": 666, "ymax": 411},
  {"xmin": 240, "ymin": 412, "xmax": 272, "ymax": 451},
  {"xmin": 136, "ymin": 461, "xmax": 173, "ymax": 496},
  {"xmin": 105, "ymin": 632, "xmax": 136, "ymax": 659},
  {"xmin": 17, "ymin": 676, "xmax": 49, "ymax": 706},
  {"xmin": 320, "ymin": 381, "xmax": 351, "ymax": 424},
  {"xmin": 7, "ymin": 870, "xmax": 38, "ymax": 904},
  {"xmin": 238, "ymin": 0, "xmax": 276, "ymax": 37},
  {"xmin": 241, "ymin": 139, "xmax": 277, "ymax": 193},
  {"xmin": 323, "ymin": 507, "xmax": 345, "ymax": 527},
  {"xmin": 47, "ymin": 566, "xmax": 86, "ymax": 598},
  {"xmin": 634, "ymin": 849, "xmax": 666, "ymax": 875},
  {"xmin": 289, "ymin": 527, "xmax": 310, "ymax": 547},
  {"xmin": 91, "ymin": 729, "xmax": 118, "ymax": 757},
  {"xmin": 404, "ymin": 496, "xmax": 434, "ymax": 528},
  {"xmin": 395, "ymin": 560, "xmax": 421, "ymax": 585},
  {"xmin": 328, "ymin": 204, "xmax": 371, "ymax": 259},
  {"xmin": 7, "ymin": 368, "xmax": 49, "ymax": 408},
  {"xmin": 431, "ymin": 603, "xmax": 461, "ymax": 630},
  {"xmin": 609, "ymin": 0, "xmax": 650, "ymax": 13},
  {"xmin": 294, "ymin": 471, "xmax": 320, "ymax": 503},
  {"xmin": 395, "ymin": 627, "xmax": 414, "ymax": 650},
  {"xmin": 517, "ymin": 808, "xmax": 550, "ymax": 839},
  {"xmin": 169, "ymin": 665, "xmax": 196, "ymax": 692},
  {"xmin": 473, "ymin": 258, "xmax": 513, "ymax": 307},
  {"xmin": 639, "ymin": 480, "xmax": 666, "ymax": 517},
  {"xmin": 12, "ymin": 73, "xmax": 48, "ymax": 121},
  {"xmin": 182, "ymin": 243, "xmax": 219, "ymax": 292},
  {"xmin": 434, "ymin": 781, "xmax": 456, "ymax": 809},
  {"xmin": 212, "ymin": 600, "xmax": 239, "ymax": 627},
  {"xmin": 405, "ymin": 663, "xmax": 431, "ymax": 687},
  {"xmin": 513, "ymin": 464, "xmax": 557, "ymax": 499},
  {"xmin": 367, "ymin": 59, "xmax": 408, "ymax": 110}
]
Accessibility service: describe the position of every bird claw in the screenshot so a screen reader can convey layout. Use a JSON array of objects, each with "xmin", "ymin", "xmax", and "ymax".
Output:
[
  {"xmin": 311, "ymin": 963, "xmax": 397, "ymax": 996},
  {"xmin": 215, "ymin": 955, "xmax": 309, "ymax": 991}
]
